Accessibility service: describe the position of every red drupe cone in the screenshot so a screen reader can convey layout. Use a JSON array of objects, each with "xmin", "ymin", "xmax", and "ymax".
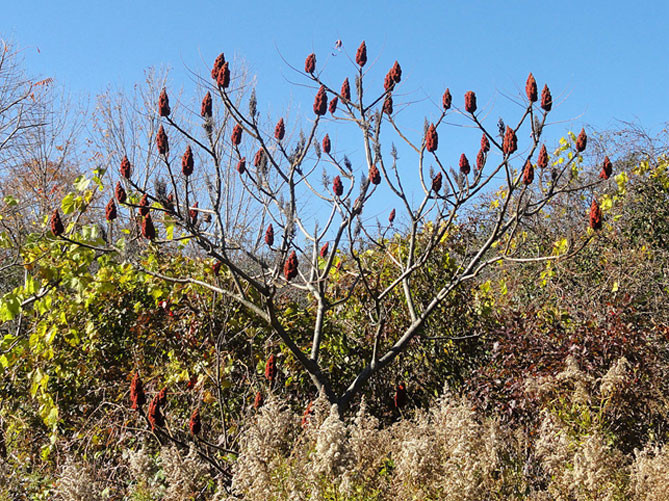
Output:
[
  {"xmin": 332, "ymin": 175, "xmax": 343, "ymax": 197},
  {"xmin": 236, "ymin": 157, "xmax": 246, "ymax": 174},
  {"xmin": 319, "ymin": 242, "xmax": 329, "ymax": 258},
  {"xmin": 425, "ymin": 124, "xmax": 438, "ymax": 153},
  {"xmin": 189, "ymin": 202, "xmax": 198, "ymax": 225},
  {"xmin": 189, "ymin": 409, "xmax": 201, "ymax": 436},
  {"xmin": 442, "ymin": 88, "xmax": 452, "ymax": 110},
  {"xmin": 600, "ymin": 156, "xmax": 613, "ymax": 180},
  {"xmin": 284, "ymin": 251, "xmax": 298, "ymax": 281},
  {"xmin": 355, "ymin": 41, "xmax": 367, "ymax": 67},
  {"xmin": 212, "ymin": 261, "xmax": 222, "ymax": 276},
  {"xmin": 383, "ymin": 94, "xmax": 393, "ymax": 115},
  {"xmin": 369, "ymin": 164, "xmax": 381, "ymax": 185},
  {"xmin": 274, "ymin": 118, "xmax": 285, "ymax": 141},
  {"xmin": 139, "ymin": 194, "xmax": 150, "ymax": 217},
  {"xmin": 141, "ymin": 215, "xmax": 155, "ymax": 240},
  {"xmin": 305, "ymin": 53, "xmax": 316, "ymax": 74},
  {"xmin": 158, "ymin": 88, "xmax": 170, "ymax": 117},
  {"xmin": 322, "ymin": 134, "xmax": 331, "ymax": 154},
  {"xmin": 589, "ymin": 199, "xmax": 602, "ymax": 230},
  {"xmin": 541, "ymin": 84, "xmax": 552, "ymax": 112},
  {"xmin": 105, "ymin": 199, "xmax": 117, "ymax": 221},
  {"xmin": 525, "ymin": 73, "xmax": 538, "ymax": 103},
  {"xmin": 201, "ymin": 91, "xmax": 212, "ymax": 118},
  {"xmin": 503, "ymin": 126, "xmax": 517, "ymax": 155},
  {"xmin": 313, "ymin": 85, "xmax": 328, "ymax": 116},
  {"xmin": 231, "ymin": 124, "xmax": 242, "ymax": 146},
  {"xmin": 522, "ymin": 159, "xmax": 534, "ymax": 185},
  {"xmin": 253, "ymin": 391, "xmax": 264, "ymax": 410},
  {"xmin": 329, "ymin": 96, "xmax": 338, "ymax": 114},
  {"xmin": 459, "ymin": 153, "xmax": 471, "ymax": 176},
  {"xmin": 217, "ymin": 62, "xmax": 230, "ymax": 89},
  {"xmin": 384, "ymin": 72, "xmax": 395, "ymax": 92},
  {"xmin": 156, "ymin": 125, "xmax": 169, "ymax": 155},
  {"xmin": 388, "ymin": 208, "xmax": 396, "ymax": 224},
  {"xmin": 341, "ymin": 78, "xmax": 351, "ymax": 102},
  {"xmin": 476, "ymin": 149, "xmax": 486, "ymax": 172},
  {"xmin": 115, "ymin": 182, "xmax": 127, "ymax": 203},
  {"xmin": 157, "ymin": 387, "xmax": 167, "ymax": 406},
  {"xmin": 302, "ymin": 401, "xmax": 314, "ymax": 427},
  {"xmin": 120, "ymin": 155, "xmax": 132, "ymax": 179},
  {"xmin": 147, "ymin": 394, "xmax": 164, "ymax": 430},
  {"xmin": 211, "ymin": 53, "xmax": 225, "ymax": 80},
  {"xmin": 575, "ymin": 128, "xmax": 587, "ymax": 153},
  {"xmin": 481, "ymin": 133, "xmax": 490, "ymax": 153},
  {"xmin": 390, "ymin": 60, "xmax": 402, "ymax": 83},
  {"xmin": 464, "ymin": 91, "xmax": 477, "ymax": 114},
  {"xmin": 431, "ymin": 172, "xmax": 442, "ymax": 193},
  {"xmin": 182, "ymin": 145, "xmax": 194, "ymax": 177},
  {"xmin": 394, "ymin": 383, "xmax": 408, "ymax": 409},
  {"xmin": 253, "ymin": 149, "xmax": 264, "ymax": 167},
  {"xmin": 538, "ymin": 144, "xmax": 549, "ymax": 168},
  {"xmin": 265, "ymin": 224, "xmax": 274, "ymax": 246},
  {"xmin": 130, "ymin": 372, "xmax": 146, "ymax": 412},
  {"xmin": 265, "ymin": 354, "xmax": 277, "ymax": 382}
]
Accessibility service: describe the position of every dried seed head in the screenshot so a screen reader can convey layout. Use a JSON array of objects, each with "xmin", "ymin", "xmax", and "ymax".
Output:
[
  {"xmin": 130, "ymin": 372, "xmax": 146, "ymax": 411},
  {"xmin": 265, "ymin": 354, "xmax": 277, "ymax": 382},
  {"xmin": 464, "ymin": 91, "xmax": 477, "ymax": 114},
  {"xmin": 541, "ymin": 84, "xmax": 552, "ymax": 111},
  {"xmin": 115, "ymin": 182, "xmax": 127, "ymax": 203},
  {"xmin": 236, "ymin": 157, "xmax": 246, "ymax": 175},
  {"xmin": 503, "ymin": 126, "xmax": 517, "ymax": 155},
  {"xmin": 329, "ymin": 96, "xmax": 338, "ymax": 114},
  {"xmin": 425, "ymin": 123, "xmax": 438, "ymax": 152},
  {"xmin": 284, "ymin": 251, "xmax": 298, "ymax": 281},
  {"xmin": 600, "ymin": 156, "xmax": 613, "ymax": 180},
  {"xmin": 355, "ymin": 41, "xmax": 367, "ymax": 66},
  {"xmin": 332, "ymin": 175, "xmax": 343, "ymax": 196},
  {"xmin": 476, "ymin": 149, "xmax": 486, "ymax": 172},
  {"xmin": 231, "ymin": 124, "xmax": 243, "ymax": 146},
  {"xmin": 201, "ymin": 91, "xmax": 212, "ymax": 118},
  {"xmin": 141, "ymin": 214, "xmax": 155, "ymax": 240},
  {"xmin": 537, "ymin": 144, "xmax": 549, "ymax": 168},
  {"xmin": 158, "ymin": 88, "xmax": 171, "ymax": 117},
  {"xmin": 394, "ymin": 383, "xmax": 408, "ymax": 409},
  {"xmin": 481, "ymin": 133, "xmax": 490, "ymax": 153},
  {"xmin": 313, "ymin": 85, "xmax": 328, "ymax": 116},
  {"xmin": 156, "ymin": 125, "xmax": 169, "ymax": 155},
  {"xmin": 120, "ymin": 155, "xmax": 132, "ymax": 179},
  {"xmin": 341, "ymin": 78, "xmax": 351, "ymax": 101},
  {"xmin": 589, "ymin": 199, "xmax": 602, "ymax": 230},
  {"xmin": 322, "ymin": 134, "xmax": 331, "ymax": 154},
  {"xmin": 265, "ymin": 223, "xmax": 274, "ymax": 246},
  {"xmin": 388, "ymin": 208, "xmax": 396, "ymax": 224},
  {"xmin": 522, "ymin": 159, "xmax": 534, "ymax": 185},
  {"xmin": 525, "ymin": 73, "xmax": 538, "ymax": 102},
  {"xmin": 431, "ymin": 172, "xmax": 442, "ymax": 193},
  {"xmin": 575, "ymin": 128, "xmax": 587, "ymax": 153},
  {"xmin": 459, "ymin": 153, "xmax": 470, "ymax": 176},
  {"xmin": 274, "ymin": 118, "xmax": 285, "ymax": 141},
  {"xmin": 253, "ymin": 391, "xmax": 264, "ymax": 410},
  {"xmin": 182, "ymin": 145, "xmax": 194, "ymax": 177},
  {"xmin": 319, "ymin": 242, "xmax": 329, "ymax": 258},
  {"xmin": 304, "ymin": 53, "xmax": 316, "ymax": 74},
  {"xmin": 189, "ymin": 409, "xmax": 201, "ymax": 435},
  {"xmin": 211, "ymin": 53, "xmax": 225, "ymax": 80},
  {"xmin": 105, "ymin": 199, "xmax": 117, "ymax": 221},
  {"xmin": 369, "ymin": 164, "xmax": 381, "ymax": 185},
  {"xmin": 139, "ymin": 194, "xmax": 150, "ymax": 217},
  {"xmin": 383, "ymin": 94, "xmax": 393, "ymax": 115},
  {"xmin": 217, "ymin": 61, "xmax": 230, "ymax": 89},
  {"xmin": 442, "ymin": 88, "xmax": 452, "ymax": 110},
  {"xmin": 390, "ymin": 60, "xmax": 402, "ymax": 83}
]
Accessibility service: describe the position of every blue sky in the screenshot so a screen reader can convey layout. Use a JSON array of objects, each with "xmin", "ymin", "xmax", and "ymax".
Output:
[{"xmin": 3, "ymin": 0, "xmax": 667, "ymax": 134}]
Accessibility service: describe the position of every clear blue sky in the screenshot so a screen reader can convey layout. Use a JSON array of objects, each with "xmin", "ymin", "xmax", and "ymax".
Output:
[{"xmin": 3, "ymin": 0, "xmax": 667, "ymax": 134}]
